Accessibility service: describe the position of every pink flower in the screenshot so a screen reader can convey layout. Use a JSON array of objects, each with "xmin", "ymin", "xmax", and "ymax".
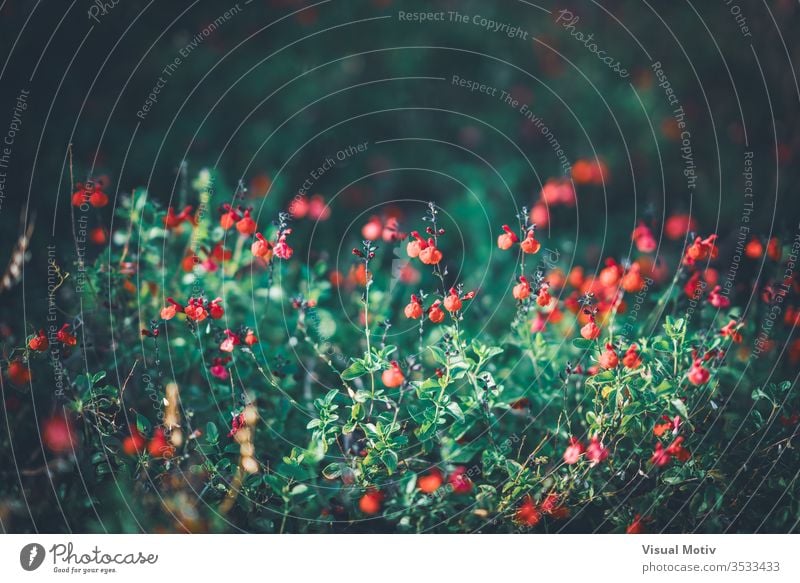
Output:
[
  {"xmin": 563, "ymin": 437, "xmax": 585, "ymax": 465},
  {"xmin": 220, "ymin": 329, "xmax": 240, "ymax": 353},
  {"xmin": 586, "ymin": 436, "xmax": 609, "ymax": 466},
  {"xmin": 274, "ymin": 230, "xmax": 294, "ymax": 259}
]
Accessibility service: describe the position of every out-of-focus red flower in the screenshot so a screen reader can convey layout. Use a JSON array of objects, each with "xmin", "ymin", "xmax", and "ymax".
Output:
[
  {"xmin": 42, "ymin": 415, "xmax": 77, "ymax": 454},
  {"xmin": 563, "ymin": 437, "xmax": 584, "ymax": 465},
  {"xmin": 448, "ymin": 466, "xmax": 473, "ymax": 494},
  {"xmin": 664, "ymin": 214, "xmax": 697, "ymax": 241}
]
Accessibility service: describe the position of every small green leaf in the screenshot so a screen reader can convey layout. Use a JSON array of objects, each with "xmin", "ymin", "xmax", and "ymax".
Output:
[
  {"xmin": 341, "ymin": 361, "xmax": 367, "ymax": 380},
  {"xmin": 205, "ymin": 421, "xmax": 219, "ymax": 444},
  {"xmin": 671, "ymin": 398, "xmax": 689, "ymax": 420}
]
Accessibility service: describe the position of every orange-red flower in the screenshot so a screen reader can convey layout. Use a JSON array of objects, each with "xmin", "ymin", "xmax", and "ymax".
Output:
[
  {"xmin": 497, "ymin": 224, "xmax": 519, "ymax": 250},
  {"xmin": 381, "ymin": 361, "xmax": 405, "ymax": 388},
  {"xmin": 513, "ymin": 275, "xmax": 531, "ymax": 300}
]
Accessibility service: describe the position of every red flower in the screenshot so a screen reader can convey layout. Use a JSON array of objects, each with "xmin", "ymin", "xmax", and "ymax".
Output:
[
  {"xmin": 632, "ymin": 221, "xmax": 657, "ymax": 253},
  {"xmin": 653, "ymin": 415, "xmax": 681, "ymax": 437},
  {"xmin": 687, "ymin": 359, "xmax": 710, "ymax": 386},
  {"xmin": 520, "ymin": 229, "xmax": 541, "ymax": 254},
  {"xmin": 497, "ymin": 224, "xmax": 519, "ymax": 250},
  {"xmin": 147, "ymin": 428, "xmax": 175, "ymax": 458},
  {"xmin": 563, "ymin": 436, "xmax": 584, "ymax": 465},
  {"xmin": 650, "ymin": 442, "xmax": 672, "ymax": 467},
  {"xmin": 513, "ymin": 275, "xmax": 531, "ymax": 300},
  {"xmin": 540, "ymin": 493, "xmax": 570, "ymax": 519},
  {"xmin": 244, "ymin": 329, "xmax": 258, "ymax": 346},
  {"xmin": 56, "ymin": 324, "xmax": 77, "ymax": 347},
  {"xmin": 122, "ymin": 426, "xmax": 147, "ymax": 456},
  {"xmin": 626, "ymin": 514, "xmax": 647, "ymax": 534},
  {"xmin": 358, "ymin": 490, "xmax": 384, "ymax": 515},
  {"xmin": 407, "ymin": 231, "xmax": 424, "ymax": 258},
  {"xmin": 362, "ymin": 216, "xmax": 383, "ymax": 241},
  {"xmin": 666, "ymin": 436, "xmax": 691, "ymax": 463},
  {"xmin": 210, "ymin": 358, "xmax": 229, "ymax": 381},
  {"xmin": 220, "ymin": 204, "xmax": 240, "ymax": 230},
  {"xmin": 448, "ymin": 466, "xmax": 472, "ymax": 494},
  {"xmin": 42, "ymin": 415, "xmax": 77, "ymax": 454},
  {"xmin": 536, "ymin": 283, "xmax": 552, "ymax": 307},
  {"xmin": 720, "ymin": 320, "xmax": 742, "ymax": 343},
  {"xmin": 235, "ymin": 209, "xmax": 257, "ymax": 236},
  {"xmin": 404, "ymin": 294, "xmax": 424, "ymax": 319},
  {"xmin": 381, "ymin": 361, "xmax": 405, "ymax": 388},
  {"xmin": 684, "ymin": 234, "xmax": 718, "ymax": 266},
  {"xmin": 580, "ymin": 318, "xmax": 601, "ymax": 340},
  {"xmin": 274, "ymin": 230, "xmax": 294, "ymax": 260},
  {"xmin": 515, "ymin": 496, "xmax": 542, "ymax": 527},
  {"xmin": 164, "ymin": 205, "xmax": 194, "ymax": 229},
  {"xmin": 598, "ymin": 343, "xmax": 618, "ymax": 369},
  {"xmin": 161, "ymin": 298, "xmax": 182, "ymax": 320},
  {"xmin": 228, "ymin": 412, "xmax": 247, "ymax": 437},
  {"xmin": 209, "ymin": 298, "xmax": 224, "ymax": 319},
  {"xmin": 184, "ymin": 298, "xmax": 208, "ymax": 322},
  {"xmin": 664, "ymin": 214, "xmax": 697, "ymax": 240},
  {"xmin": 428, "ymin": 300, "xmax": 445, "ymax": 324},
  {"xmin": 586, "ymin": 435, "xmax": 609, "ymax": 466},
  {"xmin": 443, "ymin": 288, "xmax": 463, "ymax": 312},
  {"xmin": 419, "ymin": 240, "xmax": 443, "ymax": 265},
  {"xmin": 220, "ymin": 329, "xmax": 240, "ymax": 353},
  {"xmin": 708, "ymin": 285, "xmax": 730, "ymax": 308},
  {"xmin": 622, "ymin": 344, "xmax": 642, "ymax": 369},
  {"xmin": 251, "ymin": 233, "xmax": 273, "ymax": 260},
  {"xmin": 7, "ymin": 360, "xmax": 31, "ymax": 385},
  {"xmin": 28, "ymin": 329, "xmax": 49, "ymax": 352},
  {"xmin": 417, "ymin": 469, "xmax": 444, "ymax": 494}
]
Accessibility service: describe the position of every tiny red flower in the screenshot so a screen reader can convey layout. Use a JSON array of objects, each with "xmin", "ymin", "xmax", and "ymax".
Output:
[
  {"xmin": 586, "ymin": 435, "xmax": 609, "ymax": 466},
  {"xmin": 28, "ymin": 329, "xmax": 49, "ymax": 352},
  {"xmin": 622, "ymin": 344, "xmax": 642, "ymax": 369},
  {"xmin": 208, "ymin": 298, "xmax": 224, "ymax": 319},
  {"xmin": 650, "ymin": 442, "xmax": 672, "ymax": 467},
  {"xmin": 515, "ymin": 496, "xmax": 542, "ymax": 527},
  {"xmin": 708, "ymin": 285, "xmax": 730, "ymax": 309},
  {"xmin": 56, "ymin": 324, "xmax": 77, "ymax": 347}
]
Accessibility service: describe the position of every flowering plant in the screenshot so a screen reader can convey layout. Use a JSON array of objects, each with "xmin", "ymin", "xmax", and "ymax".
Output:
[{"xmin": 3, "ymin": 168, "xmax": 799, "ymax": 534}]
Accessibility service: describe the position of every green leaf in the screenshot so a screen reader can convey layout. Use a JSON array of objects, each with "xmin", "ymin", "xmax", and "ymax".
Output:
[
  {"xmin": 381, "ymin": 450, "xmax": 399, "ymax": 475},
  {"xmin": 428, "ymin": 345, "xmax": 447, "ymax": 366},
  {"xmin": 205, "ymin": 421, "xmax": 219, "ymax": 444},
  {"xmin": 341, "ymin": 361, "xmax": 367, "ymax": 380},
  {"xmin": 135, "ymin": 413, "xmax": 151, "ymax": 435},
  {"xmin": 446, "ymin": 401, "xmax": 465, "ymax": 422},
  {"xmin": 671, "ymin": 398, "xmax": 689, "ymax": 420},
  {"xmin": 572, "ymin": 338, "xmax": 594, "ymax": 350}
]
